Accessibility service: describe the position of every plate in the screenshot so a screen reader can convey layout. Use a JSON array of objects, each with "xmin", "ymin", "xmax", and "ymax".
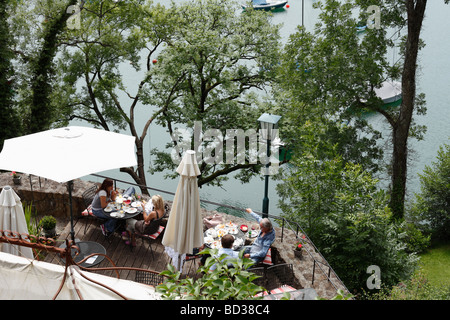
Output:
[
  {"xmin": 249, "ymin": 230, "xmax": 259, "ymax": 238},
  {"xmin": 131, "ymin": 201, "xmax": 141, "ymax": 208},
  {"xmin": 227, "ymin": 227, "xmax": 238, "ymax": 235},
  {"xmin": 125, "ymin": 207, "xmax": 137, "ymax": 214},
  {"xmin": 210, "ymin": 240, "xmax": 221, "ymax": 249},
  {"xmin": 217, "ymin": 229, "xmax": 227, "ymax": 238},
  {"xmin": 240, "ymin": 224, "xmax": 248, "ymax": 232},
  {"xmin": 226, "ymin": 221, "xmax": 236, "ymax": 228},
  {"xmin": 205, "ymin": 228, "xmax": 217, "ymax": 238},
  {"xmin": 104, "ymin": 207, "xmax": 113, "ymax": 213}
]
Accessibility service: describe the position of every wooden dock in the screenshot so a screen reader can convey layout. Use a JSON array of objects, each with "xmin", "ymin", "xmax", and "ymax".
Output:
[{"xmin": 43, "ymin": 216, "xmax": 202, "ymax": 283}]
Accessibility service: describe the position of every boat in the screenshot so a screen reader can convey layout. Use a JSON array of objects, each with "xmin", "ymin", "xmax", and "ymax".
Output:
[
  {"xmin": 375, "ymin": 81, "xmax": 402, "ymax": 104},
  {"xmin": 242, "ymin": 0, "xmax": 288, "ymax": 11}
]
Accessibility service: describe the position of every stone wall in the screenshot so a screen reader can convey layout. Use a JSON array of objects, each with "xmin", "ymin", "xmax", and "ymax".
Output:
[
  {"xmin": 0, "ymin": 172, "xmax": 97, "ymax": 219},
  {"xmin": 0, "ymin": 172, "xmax": 349, "ymax": 299}
]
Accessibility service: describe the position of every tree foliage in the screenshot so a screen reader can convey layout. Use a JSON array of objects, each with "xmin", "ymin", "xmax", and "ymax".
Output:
[
  {"xmin": 409, "ymin": 143, "xmax": 450, "ymax": 241},
  {"xmin": 146, "ymin": 0, "xmax": 282, "ymax": 187},
  {"xmin": 0, "ymin": 0, "xmax": 22, "ymax": 149},
  {"xmin": 156, "ymin": 248, "xmax": 265, "ymax": 300},
  {"xmin": 274, "ymin": 0, "xmax": 443, "ymax": 220},
  {"xmin": 277, "ymin": 138, "xmax": 418, "ymax": 293}
]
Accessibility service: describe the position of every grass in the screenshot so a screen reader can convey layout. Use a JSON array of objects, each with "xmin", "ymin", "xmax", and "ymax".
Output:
[{"xmin": 417, "ymin": 242, "xmax": 450, "ymax": 287}]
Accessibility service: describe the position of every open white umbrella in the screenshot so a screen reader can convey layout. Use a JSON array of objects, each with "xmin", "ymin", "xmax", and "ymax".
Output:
[
  {"xmin": 162, "ymin": 150, "xmax": 203, "ymax": 271},
  {"xmin": 0, "ymin": 186, "xmax": 34, "ymax": 259},
  {"xmin": 0, "ymin": 126, "xmax": 137, "ymax": 264}
]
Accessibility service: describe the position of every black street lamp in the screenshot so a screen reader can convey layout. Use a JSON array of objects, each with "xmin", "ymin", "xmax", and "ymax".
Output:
[{"xmin": 258, "ymin": 113, "xmax": 281, "ymax": 218}]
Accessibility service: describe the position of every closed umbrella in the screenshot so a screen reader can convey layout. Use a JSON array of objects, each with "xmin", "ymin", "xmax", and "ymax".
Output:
[
  {"xmin": 162, "ymin": 150, "xmax": 203, "ymax": 271},
  {"xmin": 0, "ymin": 126, "xmax": 137, "ymax": 265},
  {"xmin": 0, "ymin": 186, "xmax": 34, "ymax": 259}
]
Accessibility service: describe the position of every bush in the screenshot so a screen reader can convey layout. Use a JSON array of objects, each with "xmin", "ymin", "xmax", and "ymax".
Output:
[
  {"xmin": 39, "ymin": 215, "xmax": 56, "ymax": 230},
  {"xmin": 156, "ymin": 248, "xmax": 265, "ymax": 300},
  {"xmin": 279, "ymin": 158, "xmax": 419, "ymax": 294},
  {"xmin": 409, "ymin": 143, "xmax": 450, "ymax": 241},
  {"xmin": 363, "ymin": 270, "xmax": 450, "ymax": 300}
]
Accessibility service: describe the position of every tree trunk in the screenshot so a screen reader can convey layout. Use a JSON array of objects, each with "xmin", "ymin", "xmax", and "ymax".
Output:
[
  {"xmin": 389, "ymin": 0, "xmax": 427, "ymax": 220},
  {"xmin": 120, "ymin": 138, "xmax": 149, "ymax": 196},
  {"xmin": 29, "ymin": 0, "xmax": 79, "ymax": 134}
]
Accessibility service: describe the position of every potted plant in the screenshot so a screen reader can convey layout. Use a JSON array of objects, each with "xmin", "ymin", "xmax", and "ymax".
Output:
[
  {"xmin": 11, "ymin": 171, "xmax": 21, "ymax": 185},
  {"xmin": 294, "ymin": 242, "xmax": 303, "ymax": 259},
  {"xmin": 40, "ymin": 215, "xmax": 57, "ymax": 238}
]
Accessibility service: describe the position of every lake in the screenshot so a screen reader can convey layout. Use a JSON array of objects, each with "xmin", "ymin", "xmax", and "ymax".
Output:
[{"xmin": 78, "ymin": 0, "xmax": 450, "ymax": 218}]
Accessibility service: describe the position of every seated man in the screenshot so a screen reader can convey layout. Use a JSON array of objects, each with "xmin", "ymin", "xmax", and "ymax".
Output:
[
  {"xmin": 209, "ymin": 234, "xmax": 239, "ymax": 272},
  {"xmin": 243, "ymin": 208, "xmax": 275, "ymax": 264}
]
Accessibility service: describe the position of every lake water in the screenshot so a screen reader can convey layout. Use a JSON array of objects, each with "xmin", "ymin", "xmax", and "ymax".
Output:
[{"xmin": 79, "ymin": 0, "xmax": 450, "ymax": 218}]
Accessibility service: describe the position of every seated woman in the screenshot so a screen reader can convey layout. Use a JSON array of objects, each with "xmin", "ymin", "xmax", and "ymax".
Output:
[
  {"xmin": 91, "ymin": 178, "xmax": 118, "ymax": 236},
  {"xmin": 243, "ymin": 208, "xmax": 275, "ymax": 264},
  {"xmin": 124, "ymin": 194, "xmax": 165, "ymax": 246}
]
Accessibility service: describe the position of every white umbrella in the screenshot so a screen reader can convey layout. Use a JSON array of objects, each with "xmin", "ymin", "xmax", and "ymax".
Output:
[
  {"xmin": 0, "ymin": 186, "xmax": 34, "ymax": 259},
  {"xmin": 0, "ymin": 126, "xmax": 136, "ymax": 183},
  {"xmin": 0, "ymin": 126, "xmax": 137, "ymax": 263},
  {"xmin": 162, "ymin": 150, "xmax": 203, "ymax": 271}
]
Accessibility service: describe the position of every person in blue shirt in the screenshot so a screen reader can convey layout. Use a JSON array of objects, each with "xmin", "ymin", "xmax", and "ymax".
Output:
[
  {"xmin": 243, "ymin": 208, "xmax": 275, "ymax": 263},
  {"xmin": 209, "ymin": 234, "xmax": 239, "ymax": 272}
]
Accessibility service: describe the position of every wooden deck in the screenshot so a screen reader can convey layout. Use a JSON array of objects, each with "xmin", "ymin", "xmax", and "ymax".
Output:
[{"xmin": 44, "ymin": 216, "xmax": 202, "ymax": 283}]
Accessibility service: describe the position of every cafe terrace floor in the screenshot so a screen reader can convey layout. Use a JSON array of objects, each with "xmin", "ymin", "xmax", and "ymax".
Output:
[{"xmin": 43, "ymin": 216, "xmax": 202, "ymax": 282}]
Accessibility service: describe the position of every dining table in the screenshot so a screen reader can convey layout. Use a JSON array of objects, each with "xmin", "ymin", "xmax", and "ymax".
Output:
[
  {"xmin": 203, "ymin": 221, "xmax": 258, "ymax": 252},
  {"xmin": 103, "ymin": 195, "xmax": 143, "ymax": 221}
]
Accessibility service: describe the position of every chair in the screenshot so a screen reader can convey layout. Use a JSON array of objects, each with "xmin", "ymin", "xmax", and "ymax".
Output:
[
  {"xmin": 265, "ymin": 263, "xmax": 296, "ymax": 291},
  {"xmin": 79, "ymin": 185, "xmax": 104, "ymax": 234},
  {"xmin": 134, "ymin": 225, "xmax": 165, "ymax": 259},
  {"xmin": 182, "ymin": 253, "xmax": 202, "ymax": 276},
  {"xmin": 135, "ymin": 270, "xmax": 166, "ymax": 287},
  {"xmin": 249, "ymin": 266, "xmax": 267, "ymax": 289}
]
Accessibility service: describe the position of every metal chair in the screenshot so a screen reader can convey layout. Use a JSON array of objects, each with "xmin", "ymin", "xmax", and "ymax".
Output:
[
  {"xmin": 135, "ymin": 270, "xmax": 166, "ymax": 287},
  {"xmin": 133, "ymin": 225, "xmax": 165, "ymax": 259},
  {"xmin": 266, "ymin": 263, "xmax": 296, "ymax": 291},
  {"xmin": 79, "ymin": 185, "xmax": 106, "ymax": 235},
  {"xmin": 249, "ymin": 266, "xmax": 267, "ymax": 289}
]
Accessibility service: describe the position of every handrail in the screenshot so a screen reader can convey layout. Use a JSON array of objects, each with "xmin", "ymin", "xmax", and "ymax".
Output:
[{"xmin": 90, "ymin": 173, "xmax": 351, "ymax": 296}]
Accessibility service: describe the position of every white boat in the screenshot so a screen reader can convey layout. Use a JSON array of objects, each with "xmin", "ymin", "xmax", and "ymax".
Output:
[
  {"xmin": 375, "ymin": 81, "xmax": 402, "ymax": 104},
  {"xmin": 242, "ymin": 0, "xmax": 288, "ymax": 11}
]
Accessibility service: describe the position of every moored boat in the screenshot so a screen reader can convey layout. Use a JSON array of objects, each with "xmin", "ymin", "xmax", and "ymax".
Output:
[{"xmin": 242, "ymin": 0, "xmax": 288, "ymax": 11}]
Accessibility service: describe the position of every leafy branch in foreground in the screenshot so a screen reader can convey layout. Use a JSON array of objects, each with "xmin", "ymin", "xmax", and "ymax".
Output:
[{"xmin": 156, "ymin": 248, "xmax": 265, "ymax": 300}]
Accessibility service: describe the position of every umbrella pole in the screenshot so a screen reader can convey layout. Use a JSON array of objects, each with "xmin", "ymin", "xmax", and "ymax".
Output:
[{"xmin": 67, "ymin": 180, "xmax": 75, "ymax": 243}]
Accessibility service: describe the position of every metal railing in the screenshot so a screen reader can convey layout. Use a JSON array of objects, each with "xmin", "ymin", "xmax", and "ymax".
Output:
[{"xmin": 90, "ymin": 173, "xmax": 351, "ymax": 296}]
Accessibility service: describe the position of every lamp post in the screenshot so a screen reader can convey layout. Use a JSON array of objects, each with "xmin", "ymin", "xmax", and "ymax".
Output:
[{"xmin": 258, "ymin": 113, "xmax": 281, "ymax": 218}]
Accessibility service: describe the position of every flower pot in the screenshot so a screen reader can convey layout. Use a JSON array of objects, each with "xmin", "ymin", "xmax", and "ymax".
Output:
[
  {"xmin": 294, "ymin": 250, "xmax": 303, "ymax": 259},
  {"xmin": 12, "ymin": 177, "xmax": 21, "ymax": 185},
  {"xmin": 43, "ymin": 227, "xmax": 56, "ymax": 238}
]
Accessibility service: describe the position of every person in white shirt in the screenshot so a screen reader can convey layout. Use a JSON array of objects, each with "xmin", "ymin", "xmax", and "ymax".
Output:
[{"xmin": 91, "ymin": 178, "xmax": 118, "ymax": 236}]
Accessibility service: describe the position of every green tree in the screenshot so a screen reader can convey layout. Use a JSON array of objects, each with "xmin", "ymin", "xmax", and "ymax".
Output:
[
  {"xmin": 275, "ymin": 0, "xmax": 449, "ymax": 220},
  {"xmin": 278, "ymin": 153, "xmax": 418, "ymax": 293},
  {"xmin": 0, "ymin": 0, "xmax": 22, "ymax": 149},
  {"xmin": 52, "ymin": 0, "xmax": 174, "ymax": 193},
  {"xmin": 146, "ymin": 0, "xmax": 281, "ymax": 187},
  {"xmin": 409, "ymin": 143, "xmax": 450, "ymax": 241},
  {"xmin": 29, "ymin": 0, "xmax": 79, "ymax": 133}
]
